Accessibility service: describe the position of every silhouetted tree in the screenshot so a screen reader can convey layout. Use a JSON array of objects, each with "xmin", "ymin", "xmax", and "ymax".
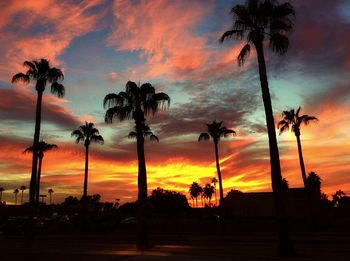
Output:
[
  {"xmin": 189, "ymin": 182, "xmax": 203, "ymax": 208},
  {"xmin": 104, "ymin": 81, "xmax": 170, "ymax": 249},
  {"xmin": 24, "ymin": 141, "xmax": 58, "ymax": 204},
  {"xmin": 148, "ymin": 187, "xmax": 189, "ymax": 211},
  {"xmin": 48, "ymin": 189, "xmax": 54, "ymax": 204},
  {"xmin": 14, "ymin": 188, "xmax": 19, "ymax": 205},
  {"xmin": 307, "ymin": 171, "xmax": 321, "ymax": 191},
  {"xmin": 63, "ymin": 196, "xmax": 79, "ymax": 206},
  {"xmin": 12, "ymin": 59, "xmax": 64, "ymax": 205},
  {"xmin": 211, "ymin": 177, "xmax": 218, "ymax": 206},
  {"xmin": 281, "ymin": 178, "xmax": 289, "ymax": 192},
  {"xmin": 198, "ymin": 120, "xmax": 235, "ymax": 205},
  {"xmin": 20, "ymin": 186, "xmax": 26, "ymax": 205},
  {"xmin": 278, "ymin": 107, "xmax": 318, "ymax": 189},
  {"xmin": 203, "ymin": 183, "xmax": 215, "ymax": 206},
  {"xmin": 332, "ymin": 190, "xmax": 346, "ymax": 207},
  {"xmin": 72, "ymin": 122, "xmax": 104, "ymax": 199},
  {"xmin": 220, "ymin": 0, "xmax": 295, "ymax": 255},
  {"xmin": 0, "ymin": 187, "xmax": 4, "ymax": 203}
]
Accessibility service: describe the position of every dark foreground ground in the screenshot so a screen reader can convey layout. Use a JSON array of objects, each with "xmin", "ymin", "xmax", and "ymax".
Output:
[{"xmin": 1, "ymin": 231, "xmax": 349, "ymax": 261}]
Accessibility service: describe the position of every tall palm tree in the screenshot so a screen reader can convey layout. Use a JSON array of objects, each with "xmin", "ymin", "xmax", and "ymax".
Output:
[
  {"xmin": 220, "ymin": 0, "xmax": 295, "ymax": 255},
  {"xmin": 104, "ymin": 81, "xmax": 170, "ymax": 250},
  {"xmin": 212, "ymin": 177, "xmax": 218, "ymax": 206},
  {"xmin": 71, "ymin": 122, "xmax": 104, "ymax": 199},
  {"xmin": 203, "ymin": 183, "xmax": 215, "ymax": 207},
  {"xmin": 278, "ymin": 107, "xmax": 318, "ymax": 189},
  {"xmin": 20, "ymin": 186, "xmax": 26, "ymax": 205},
  {"xmin": 48, "ymin": 189, "xmax": 54, "ymax": 204},
  {"xmin": 0, "ymin": 187, "xmax": 4, "ymax": 203},
  {"xmin": 14, "ymin": 189, "xmax": 19, "ymax": 205},
  {"xmin": 12, "ymin": 59, "xmax": 64, "ymax": 205},
  {"xmin": 189, "ymin": 182, "xmax": 203, "ymax": 208},
  {"xmin": 198, "ymin": 120, "xmax": 235, "ymax": 205},
  {"xmin": 24, "ymin": 141, "xmax": 58, "ymax": 204}
]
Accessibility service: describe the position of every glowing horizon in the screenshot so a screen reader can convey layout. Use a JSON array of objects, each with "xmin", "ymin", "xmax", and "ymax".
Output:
[{"xmin": 0, "ymin": 0, "xmax": 349, "ymax": 204}]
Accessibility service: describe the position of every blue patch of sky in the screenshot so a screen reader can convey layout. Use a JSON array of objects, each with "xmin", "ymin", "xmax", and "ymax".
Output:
[{"xmin": 338, "ymin": 2, "xmax": 350, "ymax": 23}]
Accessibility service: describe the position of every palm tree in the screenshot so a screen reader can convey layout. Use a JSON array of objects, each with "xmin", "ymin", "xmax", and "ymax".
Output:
[
  {"xmin": 212, "ymin": 177, "xmax": 218, "ymax": 206},
  {"xmin": 220, "ymin": 0, "xmax": 295, "ymax": 255},
  {"xmin": 278, "ymin": 107, "xmax": 318, "ymax": 189},
  {"xmin": 24, "ymin": 141, "xmax": 58, "ymax": 204},
  {"xmin": 48, "ymin": 189, "xmax": 54, "ymax": 204},
  {"xmin": 71, "ymin": 122, "xmax": 104, "ymax": 199},
  {"xmin": 198, "ymin": 120, "xmax": 235, "ymax": 205},
  {"xmin": 14, "ymin": 189, "xmax": 19, "ymax": 205},
  {"xmin": 189, "ymin": 182, "xmax": 203, "ymax": 208},
  {"xmin": 0, "ymin": 187, "xmax": 4, "ymax": 203},
  {"xmin": 20, "ymin": 186, "xmax": 26, "ymax": 205},
  {"xmin": 104, "ymin": 81, "xmax": 170, "ymax": 249},
  {"xmin": 12, "ymin": 59, "xmax": 64, "ymax": 205},
  {"xmin": 203, "ymin": 183, "xmax": 215, "ymax": 207}
]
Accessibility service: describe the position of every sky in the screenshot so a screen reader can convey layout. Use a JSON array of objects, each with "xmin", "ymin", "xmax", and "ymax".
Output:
[{"xmin": 0, "ymin": 0, "xmax": 349, "ymax": 205}]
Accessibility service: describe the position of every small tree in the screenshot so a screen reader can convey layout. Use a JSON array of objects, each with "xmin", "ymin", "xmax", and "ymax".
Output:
[
  {"xmin": 48, "ymin": 189, "xmax": 54, "ymax": 204},
  {"xmin": 0, "ymin": 187, "xmax": 5, "ymax": 203},
  {"xmin": 14, "ymin": 189, "xmax": 19, "ymax": 205},
  {"xmin": 20, "ymin": 186, "xmax": 26, "ymax": 205}
]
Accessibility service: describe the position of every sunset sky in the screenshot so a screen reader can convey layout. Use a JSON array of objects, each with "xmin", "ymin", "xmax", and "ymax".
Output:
[{"xmin": 0, "ymin": 0, "xmax": 349, "ymax": 204}]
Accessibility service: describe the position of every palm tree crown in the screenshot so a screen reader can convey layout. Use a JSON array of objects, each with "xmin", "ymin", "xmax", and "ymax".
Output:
[
  {"xmin": 71, "ymin": 122, "xmax": 104, "ymax": 147},
  {"xmin": 12, "ymin": 59, "xmax": 64, "ymax": 95},
  {"xmin": 104, "ymin": 81, "xmax": 170, "ymax": 124},
  {"xmin": 278, "ymin": 107, "xmax": 318, "ymax": 136},
  {"xmin": 198, "ymin": 120, "xmax": 236, "ymax": 144},
  {"xmin": 220, "ymin": 0, "xmax": 295, "ymax": 65},
  {"xmin": 24, "ymin": 141, "xmax": 58, "ymax": 158}
]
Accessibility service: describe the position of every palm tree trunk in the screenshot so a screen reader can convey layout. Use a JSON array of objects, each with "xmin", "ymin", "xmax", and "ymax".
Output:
[
  {"xmin": 296, "ymin": 134, "xmax": 308, "ymax": 188},
  {"xmin": 83, "ymin": 145, "xmax": 89, "ymax": 198},
  {"xmin": 30, "ymin": 91, "xmax": 43, "ymax": 205},
  {"xmin": 21, "ymin": 191, "xmax": 24, "ymax": 205},
  {"xmin": 36, "ymin": 156, "xmax": 43, "ymax": 204},
  {"xmin": 254, "ymin": 40, "xmax": 294, "ymax": 256},
  {"xmin": 136, "ymin": 120, "xmax": 149, "ymax": 250},
  {"xmin": 214, "ymin": 184, "xmax": 218, "ymax": 206},
  {"xmin": 214, "ymin": 142, "xmax": 224, "ymax": 205},
  {"xmin": 49, "ymin": 193, "xmax": 52, "ymax": 204},
  {"xmin": 15, "ymin": 194, "xmax": 17, "ymax": 205},
  {"xmin": 195, "ymin": 197, "xmax": 198, "ymax": 208}
]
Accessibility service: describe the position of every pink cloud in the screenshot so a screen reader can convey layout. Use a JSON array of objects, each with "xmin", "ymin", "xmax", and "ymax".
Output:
[{"xmin": 0, "ymin": 0, "xmax": 107, "ymax": 81}]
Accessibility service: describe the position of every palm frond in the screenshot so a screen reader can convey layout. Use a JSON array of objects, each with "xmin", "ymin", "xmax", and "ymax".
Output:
[
  {"xmin": 237, "ymin": 43, "xmax": 251, "ymax": 66},
  {"xmin": 220, "ymin": 30, "xmax": 244, "ymax": 42},
  {"xmin": 51, "ymin": 82, "xmax": 65, "ymax": 98},
  {"xmin": 150, "ymin": 134, "xmax": 159, "ymax": 142},
  {"xmin": 128, "ymin": 131, "xmax": 137, "ymax": 139},
  {"xmin": 103, "ymin": 93, "xmax": 124, "ymax": 108},
  {"xmin": 126, "ymin": 81, "xmax": 139, "ymax": 96},
  {"xmin": 300, "ymin": 115, "xmax": 318, "ymax": 125},
  {"xmin": 223, "ymin": 129, "xmax": 236, "ymax": 137},
  {"xmin": 47, "ymin": 67, "xmax": 64, "ymax": 82},
  {"xmin": 23, "ymin": 61, "xmax": 36, "ymax": 72},
  {"xmin": 91, "ymin": 134, "xmax": 104, "ymax": 144},
  {"xmin": 12, "ymin": 73, "xmax": 30, "ymax": 84},
  {"xmin": 105, "ymin": 106, "xmax": 128, "ymax": 123},
  {"xmin": 269, "ymin": 33, "xmax": 289, "ymax": 55},
  {"xmin": 198, "ymin": 132, "xmax": 210, "ymax": 142},
  {"xmin": 71, "ymin": 129, "xmax": 84, "ymax": 143}
]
